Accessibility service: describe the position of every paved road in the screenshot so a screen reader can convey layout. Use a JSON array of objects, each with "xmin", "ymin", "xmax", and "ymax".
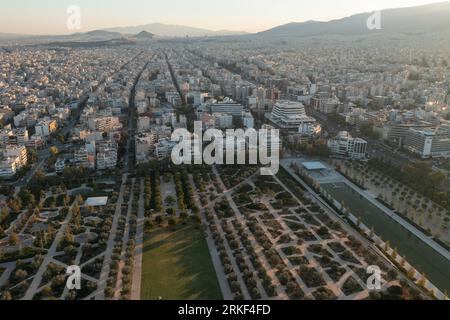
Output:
[
  {"xmin": 114, "ymin": 179, "xmax": 135, "ymax": 299},
  {"xmin": 95, "ymin": 174, "xmax": 127, "ymax": 300},
  {"xmin": 131, "ymin": 179, "xmax": 145, "ymax": 300},
  {"xmin": 22, "ymin": 200, "xmax": 78, "ymax": 300}
]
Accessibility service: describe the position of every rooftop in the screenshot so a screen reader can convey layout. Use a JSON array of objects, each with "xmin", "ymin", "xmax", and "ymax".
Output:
[
  {"xmin": 301, "ymin": 161, "xmax": 328, "ymax": 171},
  {"xmin": 85, "ymin": 196, "xmax": 108, "ymax": 207}
]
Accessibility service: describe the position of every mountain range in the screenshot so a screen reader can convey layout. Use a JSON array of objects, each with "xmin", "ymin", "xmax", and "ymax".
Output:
[
  {"xmin": 257, "ymin": 1, "xmax": 450, "ymax": 37},
  {"xmin": 103, "ymin": 23, "xmax": 248, "ymax": 37},
  {"xmin": 1, "ymin": 2, "xmax": 449, "ymax": 43}
]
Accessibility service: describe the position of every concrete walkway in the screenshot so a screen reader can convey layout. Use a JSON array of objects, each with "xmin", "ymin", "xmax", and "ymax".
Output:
[
  {"xmin": 22, "ymin": 200, "xmax": 78, "ymax": 300},
  {"xmin": 95, "ymin": 174, "xmax": 127, "ymax": 300},
  {"xmin": 114, "ymin": 179, "xmax": 135, "ymax": 299},
  {"xmin": 131, "ymin": 179, "xmax": 145, "ymax": 300}
]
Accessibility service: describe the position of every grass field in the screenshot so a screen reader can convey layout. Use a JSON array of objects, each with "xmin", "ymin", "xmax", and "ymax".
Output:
[{"xmin": 140, "ymin": 222, "xmax": 222, "ymax": 300}]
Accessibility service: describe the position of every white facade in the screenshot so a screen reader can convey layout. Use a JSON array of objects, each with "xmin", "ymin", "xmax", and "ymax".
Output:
[
  {"xmin": 215, "ymin": 113, "xmax": 233, "ymax": 129},
  {"xmin": 298, "ymin": 121, "xmax": 322, "ymax": 137},
  {"xmin": 211, "ymin": 103, "xmax": 244, "ymax": 116},
  {"xmin": 328, "ymin": 131, "xmax": 367, "ymax": 160},
  {"xmin": 405, "ymin": 126, "xmax": 450, "ymax": 159},
  {"xmin": 35, "ymin": 118, "xmax": 57, "ymax": 137},
  {"xmin": 0, "ymin": 145, "xmax": 28, "ymax": 178},
  {"xmin": 266, "ymin": 100, "xmax": 319, "ymax": 132},
  {"xmin": 88, "ymin": 116, "xmax": 121, "ymax": 132},
  {"xmin": 138, "ymin": 116, "xmax": 151, "ymax": 132},
  {"xmin": 243, "ymin": 112, "xmax": 254, "ymax": 129}
]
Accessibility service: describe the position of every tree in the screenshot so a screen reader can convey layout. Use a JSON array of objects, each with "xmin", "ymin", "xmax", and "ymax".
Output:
[
  {"xmin": 49, "ymin": 146, "xmax": 60, "ymax": 157},
  {"xmin": 155, "ymin": 215, "xmax": 164, "ymax": 225},
  {"xmin": 165, "ymin": 196, "xmax": 176, "ymax": 207},
  {"xmin": 9, "ymin": 231, "xmax": 20, "ymax": 246},
  {"xmin": 1, "ymin": 291, "xmax": 12, "ymax": 300},
  {"xmin": 41, "ymin": 286, "xmax": 53, "ymax": 298}
]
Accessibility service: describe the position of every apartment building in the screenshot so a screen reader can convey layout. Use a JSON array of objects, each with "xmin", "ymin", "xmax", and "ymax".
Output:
[
  {"xmin": 0, "ymin": 145, "xmax": 28, "ymax": 178},
  {"xmin": 35, "ymin": 118, "xmax": 58, "ymax": 137},
  {"xmin": 328, "ymin": 131, "xmax": 368, "ymax": 160},
  {"xmin": 88, "ymin": 116, "xmax": 122, "ymax": 132}
]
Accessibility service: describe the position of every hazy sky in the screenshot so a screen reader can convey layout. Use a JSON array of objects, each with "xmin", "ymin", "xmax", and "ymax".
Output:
[{"xmin": 1, "ymin": 0, "xmax": 447, "ymax": 35}]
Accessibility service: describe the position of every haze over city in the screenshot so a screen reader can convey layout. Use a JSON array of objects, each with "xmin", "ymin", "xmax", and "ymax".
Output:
[{"xmin": 1, "ymin": 0, "xmax": 447, "ymax": 35}]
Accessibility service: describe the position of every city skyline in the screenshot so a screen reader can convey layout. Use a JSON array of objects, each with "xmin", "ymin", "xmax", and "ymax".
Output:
[{"xmin": 1, "ymin": 0, "xmax": 448, "ymax": 35}]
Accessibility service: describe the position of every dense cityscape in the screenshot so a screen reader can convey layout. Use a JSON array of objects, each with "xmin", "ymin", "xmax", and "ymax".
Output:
[{"xmin": 0, "ymin": 1, "xmax": 449, "ymax": 304}]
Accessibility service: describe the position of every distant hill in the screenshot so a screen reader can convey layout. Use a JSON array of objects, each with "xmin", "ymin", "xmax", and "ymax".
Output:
[
  {"xmin": 104, "ymin": 23, "xmax": 248, "ymax": 37},
  {"xmin": 0, "ymin": 30, "xmax": 125, "ymax": 45},
  {"xmin": 43, "ymin": 37, "xmax": 136, "ymax": 48},
  {"xmin": 258, "ymin": 2, "xmax": 450, "ymax": 38},
  {"xmin": 69, "ymin": 30, "xmax": 123, "ymax": 41},
  {"xmin": 135, "ymin": 31, "xmax": 155, "ymax": 39},
  {"xmin": 0, "ymin": 33, "xmax": 29, "ymax": 39}
]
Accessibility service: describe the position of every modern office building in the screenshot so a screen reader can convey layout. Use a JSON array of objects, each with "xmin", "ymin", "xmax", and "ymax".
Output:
[
  {"xmin": 266, "ymin": 100, "xmax": 319, "ymax": 133},
  {"xmin": 386, "ymin": 122, "xmax": 434, "ymax": 147},
  {"xmin": 404, "ymin": 125, "xmax": 450, "ymax": 159},
  {"xmin": 210, "ymin": 102, "xmax": 244, "ymax": 116}
]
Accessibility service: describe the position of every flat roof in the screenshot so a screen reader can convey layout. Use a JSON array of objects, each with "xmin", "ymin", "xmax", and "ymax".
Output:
[
  {"xmin": 85, "ymin": 197, "xmax": 108, "ymax": 207},
  {"xmin": 301, "ymin": 161, "xmax": 328, "ymax": 171}
]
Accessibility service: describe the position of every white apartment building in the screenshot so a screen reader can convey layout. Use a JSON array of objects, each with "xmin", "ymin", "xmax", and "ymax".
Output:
[
  {"xmin": 138, "ymin": 116, "xmax": 151, "ymax": 132},
  {"xmin": 0, "ymin": 128, "xmax": 12, "ymax": 147},
  {"xmin": 243, "ymin": 112, "xmax": 255, "ymax": 129},
  {"xmin": 74, "ymin": 147, "xmax": 90, "ymax": 168},
  {"xmin": 35, "ymin": 118, "xmax": 58, "ymax": 137},
  {"xmin": 88, "ymin": 116, "xmax": 121, "ymax": 132},
  {"xmin": 215, "ymin": 113, "xmax": 233, "ymax": 129},
  {"xmin": 312, "ymin": 96, "xmax": 343, "ymax": 114},
  {"xmin": 3, "ymin": 145, "xmax": 28, "ymax": 167},
  {"xmin": 96, "ymin": 148, "xmax": 117, "ymax": 170},
  {"xmin": 328, "ymin": 131, "xmax": 368, "ymax": 160},
  {"xmin": 55, "ymin": 159, "xmax": 66, "ymax": 173},
  {"xmin": 0, "ymin": 158, "xmax": 17, "ymax": 178},
  {"xmin": 96, "ymin": 141, "xmax": 118, "ymax": 170},
  {"xmin": 298, "ymin": 121, "xmax": 322, "ymax": 137},
  {"xmin": 0, "ymin": 145, "xmax": 28, "ymax": 178},
  {"xmin": 404, "ymin": 125, "xmax": 450, "ymax": 159}
]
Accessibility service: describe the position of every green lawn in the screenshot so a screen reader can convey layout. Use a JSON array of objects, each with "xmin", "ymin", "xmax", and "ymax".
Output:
[{"xmin": 140, "ymin": 223, "xmax": 222, "ymax": 300}]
